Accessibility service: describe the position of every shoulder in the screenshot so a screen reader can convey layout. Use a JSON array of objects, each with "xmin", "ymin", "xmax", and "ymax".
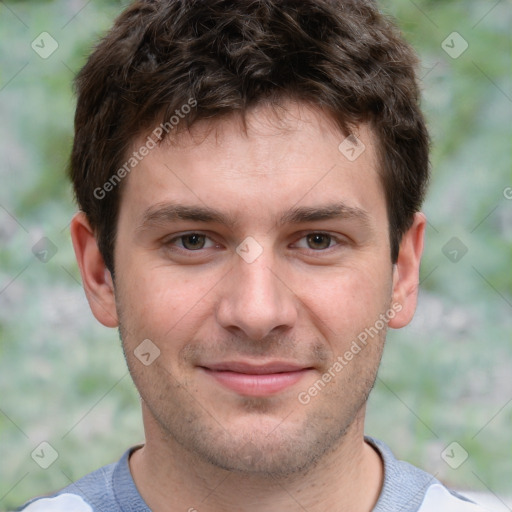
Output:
[
  {"xmin": 17, "ymin": 462, "xmax": 117, "ymax": 512},
  {"xmin": 16, "ymin": 447, "xmax": 145, "ymax": 512},
  {"xmin": 366, "ymin": 437, "xmax": 493, "ymax": 512},
  {"xmin": 16, "ymin": 493, "xmax": 95, "ymax": 512},
  {"xmin": 418, "ymin": 483, "xmax": 491, "ymax": 512}
]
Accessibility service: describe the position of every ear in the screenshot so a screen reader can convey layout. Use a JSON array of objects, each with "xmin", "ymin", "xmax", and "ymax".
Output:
[
  {"xmin": 70, "ymin": 212, "xmax": 119, "ymax": 328},
  {"xmin": 388, "ymin": 212, "xmax": 426, "ymax": 329}
]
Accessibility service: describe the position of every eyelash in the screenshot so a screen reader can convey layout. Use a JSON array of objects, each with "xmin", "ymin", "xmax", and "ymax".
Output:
[{"xmin": 163, "ymin": 231, "xmax": 347, "ymax": 256}]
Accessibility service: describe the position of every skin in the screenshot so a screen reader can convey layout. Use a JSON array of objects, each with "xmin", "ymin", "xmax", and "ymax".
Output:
[{"xmin": 71, "ymin": 101, "xmax": 425, "ymax": 512}]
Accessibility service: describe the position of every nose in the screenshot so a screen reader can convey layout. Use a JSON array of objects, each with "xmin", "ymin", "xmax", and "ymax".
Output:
[{"xmin": 215, "ymin": 248, "xmax": 298, "ymax": 341}]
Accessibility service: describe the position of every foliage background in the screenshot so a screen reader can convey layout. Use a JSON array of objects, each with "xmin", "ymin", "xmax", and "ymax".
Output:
[{"xmin": 0, "ymin": 0, "xmax": 511, "ymax": 510}]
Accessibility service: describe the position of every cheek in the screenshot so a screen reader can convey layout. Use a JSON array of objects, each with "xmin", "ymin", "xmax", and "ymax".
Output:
[
  {"xmin": 116, "ymin": 265, "xmax": 218, "ymax": 346},
  {"xmin": 298, "ymin": 265, "xmax": 392, "ymax": 338}
]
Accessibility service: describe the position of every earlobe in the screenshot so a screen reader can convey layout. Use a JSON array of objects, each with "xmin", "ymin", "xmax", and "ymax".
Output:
[
  {"xmin": 388, "ymin": 212, "xmax": 426, "ymax": 329},
  {"xmin": 70, "ymin": 212, "xmax": 119, "ymax": 328}
]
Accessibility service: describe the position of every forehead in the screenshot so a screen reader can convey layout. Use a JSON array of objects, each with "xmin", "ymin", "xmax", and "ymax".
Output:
[{"xmin": 118, "ymin": 101, "xmax": 386, "ymax": 231}]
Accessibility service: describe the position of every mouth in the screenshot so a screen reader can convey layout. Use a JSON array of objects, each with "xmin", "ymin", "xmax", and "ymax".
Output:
[{"xmin": 199, "ymin": 361, "xmax": 314, "ymax": 396}]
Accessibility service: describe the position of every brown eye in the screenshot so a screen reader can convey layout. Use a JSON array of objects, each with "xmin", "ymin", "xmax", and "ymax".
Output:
[
  {"xmin": 180, "ymin": 233, "xmax": 206, "ymax": 250},
  {"xmin": 306, "ymin": 233, "xmax": 332, "ymax": 250}
]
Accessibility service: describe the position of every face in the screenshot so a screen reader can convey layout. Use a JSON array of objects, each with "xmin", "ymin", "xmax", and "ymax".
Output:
[{"xmin": 76, "ymin": 102, "xmax": 422, "ymax": 477}]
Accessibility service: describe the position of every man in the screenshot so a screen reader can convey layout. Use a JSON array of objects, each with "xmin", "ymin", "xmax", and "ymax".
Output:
[{"xmin": 19, "ymin": 0, "xmax": 491, "ymax": 510}]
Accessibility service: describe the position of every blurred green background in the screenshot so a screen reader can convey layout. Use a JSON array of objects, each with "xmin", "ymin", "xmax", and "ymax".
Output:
[{"xmin": 0, "ymin": 0, "xmax": 511, "ymax": 510}]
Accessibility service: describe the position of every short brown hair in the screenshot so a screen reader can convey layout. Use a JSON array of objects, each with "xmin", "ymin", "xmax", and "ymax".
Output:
[{"xmin": 71, "ymin": 0, "xmax": 430, "ymax": 272}]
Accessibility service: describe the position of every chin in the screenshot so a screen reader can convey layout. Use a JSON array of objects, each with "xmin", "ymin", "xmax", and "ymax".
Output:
[
  {"xmin": 201, "ymin": 438, "xmax": 323, "ymax": 477},
  {"xmin": 181, "ymin": 413, "xmax": 349, "ymax": 478}
]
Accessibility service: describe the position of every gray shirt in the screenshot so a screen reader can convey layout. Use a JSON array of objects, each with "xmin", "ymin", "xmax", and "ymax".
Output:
[{"xmin": 18, "ymin": 436, "xmax": 491, "ymax": 511}]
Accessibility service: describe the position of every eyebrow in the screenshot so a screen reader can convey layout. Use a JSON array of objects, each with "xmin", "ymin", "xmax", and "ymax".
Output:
[
  {"xmin": 277, "ymin": 203, "xmax": 371, "ymax": 228},
  {"xmin": 137, "ymin": 201, "xmax": 371, "ymax": 232},
  {"xmin": 138, "ymin": 203, "xmax": 240, "ymax": 231}
]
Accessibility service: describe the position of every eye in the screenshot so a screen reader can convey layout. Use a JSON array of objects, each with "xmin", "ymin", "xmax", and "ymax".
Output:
[
  {"xmin": 294, "ymin": 232, "xmax": 343, "ymax": 251},
  {"xmin": 167, "ymin": 233, "xmax": 216, "ymax": 251}
]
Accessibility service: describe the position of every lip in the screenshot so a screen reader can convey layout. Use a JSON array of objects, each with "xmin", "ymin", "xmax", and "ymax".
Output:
[{"xmin": 199, "ymin": 361, "xmax": 313, "ymax": 396}]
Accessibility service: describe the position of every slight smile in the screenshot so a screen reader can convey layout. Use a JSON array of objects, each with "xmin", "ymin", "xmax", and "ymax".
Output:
[{"xmin": 199, "ymin": 362, "xmax": 315, "ymax": 396}]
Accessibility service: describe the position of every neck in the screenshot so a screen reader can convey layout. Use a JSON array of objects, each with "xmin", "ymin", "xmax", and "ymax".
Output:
[{"xmin": 130, "ymin": 407, "xmax": 383, "ymax": 512}]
